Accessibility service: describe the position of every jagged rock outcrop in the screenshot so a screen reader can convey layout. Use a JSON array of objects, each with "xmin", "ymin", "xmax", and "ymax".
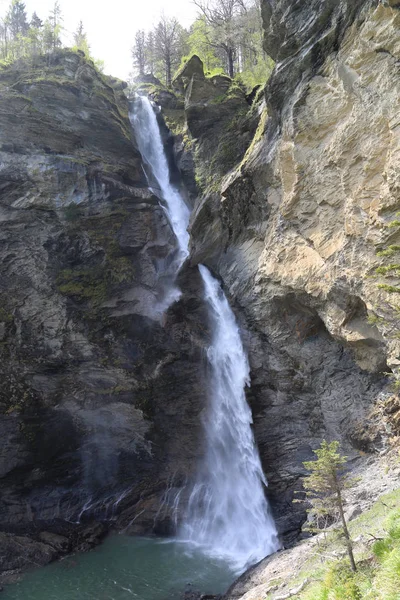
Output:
[
  {"xmin": 174, "ymin": 56, "xmax": 256, "ymax": 192},
  {"xmin": 183, "ymin": 0, "xmax": 400, "ymax": 539},
  {"xmin": 0, "ymin": 51, "xmax": 209, "ymax": 575}
]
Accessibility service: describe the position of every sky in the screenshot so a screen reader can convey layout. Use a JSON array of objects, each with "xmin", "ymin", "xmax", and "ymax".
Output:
[{"xmin": 0, "ymin": 0, "xmax": 198, "ymax": 79}]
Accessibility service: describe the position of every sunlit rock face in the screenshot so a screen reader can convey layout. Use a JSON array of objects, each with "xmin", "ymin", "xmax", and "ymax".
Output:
[
  {"xmin": 187, "ymin": 0, "xmax": 400, "ymax": 539},
  {"xmin": 0, "ymin": 50, "xmax": 209, "ymax": 570}
]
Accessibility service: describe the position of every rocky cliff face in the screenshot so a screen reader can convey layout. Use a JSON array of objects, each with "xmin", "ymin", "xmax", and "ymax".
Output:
[
  {"xmin": 1, "ymin": 0, "xmax": 399, "ymax": 579},
  {"xmin": 171, "ymin": 0, "xmax": 400, "ymax": 539},
  {"xmin": 0, "ymin": 50, "xmax": 209, "ymax": 574}
]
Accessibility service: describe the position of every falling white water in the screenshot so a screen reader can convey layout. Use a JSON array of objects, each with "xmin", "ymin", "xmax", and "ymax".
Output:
[
  {"xmin": 180, "ymin": 266, "xmax": 280, "ymax": 571},
  {"xmin": 130, "ymin": 94, "xmax": 279, "ymax": 572},
  {"xmin": 130, "ymin": 95, "xmax": 190, "ymax": 268}
]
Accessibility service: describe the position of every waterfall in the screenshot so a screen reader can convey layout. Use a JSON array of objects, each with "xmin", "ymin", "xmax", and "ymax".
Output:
[
  {"xmin": 130, "ymin": 95, "xmax": 279, "ymax": 572},
  {"xmin": 180, "ymin": 266, "xmax": 280, "ymax": 570},
  {"xmin": 130, "ymin": 96, "xmax": 190, "ymax": 268}
]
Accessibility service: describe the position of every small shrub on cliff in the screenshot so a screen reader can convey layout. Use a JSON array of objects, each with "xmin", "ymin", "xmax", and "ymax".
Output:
[
  {"xmin": 374, "ymin": 219, "xmax": 400, "ymax": 298},
  {"xmin": 301, "ymin": 562, "xmax": 368, "ymax": 600},
  {"xmin": 63, "ymin": 202, "xmax": 82, "ymax": 222}
]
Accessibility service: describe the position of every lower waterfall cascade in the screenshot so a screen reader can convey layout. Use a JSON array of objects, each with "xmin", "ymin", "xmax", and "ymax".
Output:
[
  {"xmin": 130, "ymin": 94, "xmax": 280, "ymax": 571},
  {"xmin": 179, "ymin": 266, "xmax": 280, "ymax": 570}
]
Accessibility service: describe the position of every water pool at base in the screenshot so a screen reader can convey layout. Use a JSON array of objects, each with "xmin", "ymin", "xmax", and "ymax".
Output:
[{"xmin": 2, "ymin": 535, "xmax": 236, "ymax": 600}]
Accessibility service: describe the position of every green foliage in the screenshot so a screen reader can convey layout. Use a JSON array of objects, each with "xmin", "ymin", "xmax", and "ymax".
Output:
[
  {"xmin": 268, "ymin": 489, "xmax": 400, "ymax": 600},
  {"xmin": 291, "ymin": 490, "xmax": 400, "ymax": 600},
  {"xmin": 185, "ymin": 16, "xmax": 222, "ymax": 74},
  {"xmin": 207, "ymin": 80, "xmax": 244, "ymax": 105},
  {"xmin": 373, "ymin": 511, "xmax": 400, "ymax": 560},
  {"xmin": 193, "ymin": 97, "xmax": 250, "ymax": 193},
  {"xmin": 72, "ymin": 20, "xmax": 90, "ymax": 57},
  {"xmin": 57, "ymin": 206, "xmax": 136, "ymax": 317},
  {"xmin": 376, "ymin": 245, "xmax": 400, "ymax": 258},
  {"xmin": 324, "ymin": 563, "xmax": 363, "ymax": 599},
  {"xmin": 162, "ymin": 108, "xmax": 186, "ymax": 136},
  {"xmin": 56, "ymin": 268, "xmax": 108, "ymax": 304},
  {"xmin": 373, "ymin": 233, "xmax": 400, "ymax": 341},
  {"xmin": 367, "ymin": 314, "xmax": 386, "ymax": 326},
  {"xmin": 377, "ymin": 283, "xmax": 400, "ymax": 293},
  {"xmin": 302, "ymin": 546, "xmax": 397, "ymax": 600},
  {"xmin": 63, "ymin": 202, "xmax": 83, "ymax": 222},
  {"xmin": 234, "ymin": 54, "xmax": 274, "ymax": 90},
  {"xmin": 0, "ymin": 1, "xmax": 100, "ymax": 67},
  {"xmin": 240, "ymin": 105, "xmax": 268, "ymax": 169},
  {"xmin": 301, "ymin": 562, "xmax": 368, "ymax": 600},
  {"xmin": 131, "ymin": 6, "xmax": 274, "ymax": 92},
  {"xmin": 6, "ymin": 1, "xmax": 28, "ymax": 38},
  {"xmin": 303, "ymin": 441, "xmax": 348, "ymax": 516},
  {"xmin": 373, "ymin": 548, "xmax": 400, "ymax": 599},
  {"xmin": 302, "ymin": 441, "xmax": 357, "ymax": 571},
  {"xmin": 205, "ymin": 66, "xmax": 225, "ymax": 77},
  {"xmin": 93, "ymin": 57, "xmax": 105, "ymax": 73},
  {"xmin": 375, "ymin": 264, "xmax": 400, "ymax": 275}
]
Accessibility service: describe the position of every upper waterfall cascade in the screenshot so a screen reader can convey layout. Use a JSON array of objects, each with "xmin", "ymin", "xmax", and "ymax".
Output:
[
  {"xmin": 130, "ymin": 95, "xmax": 279, "ymax": 572},
  {"xmin": 130, "ymin": 96, "xmax": 190, "ymax": 268}
]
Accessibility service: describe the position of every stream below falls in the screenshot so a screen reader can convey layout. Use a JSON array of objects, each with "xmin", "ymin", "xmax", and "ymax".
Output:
[{"xmin": 1, "ymin": 536, "xmax": 235, "ymax": 600}]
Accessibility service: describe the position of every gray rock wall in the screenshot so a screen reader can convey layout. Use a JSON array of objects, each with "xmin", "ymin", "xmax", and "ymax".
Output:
[{"xmin": 0, "ymin": 50, "xmax": 210, "ymax": 572}]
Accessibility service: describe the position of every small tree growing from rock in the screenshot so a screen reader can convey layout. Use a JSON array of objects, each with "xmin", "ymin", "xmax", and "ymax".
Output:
[{"xmin": 302, "ymin": 440, "xmax": 357, "ymax": 572}]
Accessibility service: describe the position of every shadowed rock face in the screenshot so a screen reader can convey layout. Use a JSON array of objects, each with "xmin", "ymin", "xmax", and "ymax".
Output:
[
  {"xmin": 185, "ymin": 0, "xmax": 399, "ymax": 540},
  {"xmin": 0, "ymin": 51, "xmax": 210, "ymax": 572}
]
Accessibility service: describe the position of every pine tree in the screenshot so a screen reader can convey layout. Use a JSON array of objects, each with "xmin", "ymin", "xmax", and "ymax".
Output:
[
  {"xmin": 42, "ymin": 19, "xmax": 55, "ymax": 55},
  {"xmin": 302, "ymin": 440, "xmax": 357, "ymax": 572},
  {"xmin": 27, "ymin": 11, "xmax": 43, "ymax": 56},
  {"xmin": 6, "ymin": 0, "xmax": 29, "ymax": 39},
  {"xmin": 73, "ymin": 20, "xmax": 90, "ymax": 56},
  {"xmin": 0, "ymin": 19, "xmax": 9, "ymax": 59},
  {"xmin": 30, "ymin": 12, "xmax": 43, "ymax": 29},
  {"xmin": 48, "ymin": 1, "xmax": 63, "ymax": 52},
  {"xmin": 154, "ymin": 15, "xmax": 187, "ymax": 86},
  {"xmin": 146, "ymin": 31, "xmax": 155, "ymax": 75},
  {"xmin": 132, "ymin": 29, "xmax": 146, "ymax": 75}
]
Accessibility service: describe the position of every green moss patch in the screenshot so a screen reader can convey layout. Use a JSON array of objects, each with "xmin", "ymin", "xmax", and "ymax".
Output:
[
  {"xmin": 163, "ymin": 108, "xmax": 186, "ymax": 136},
  {"xmin": 265, "ymin": 487, "xmax": 400, "ymax": 600},
  {"xmin": 57, "ymin": 207, "xmax": 136, "ymax": 313}
]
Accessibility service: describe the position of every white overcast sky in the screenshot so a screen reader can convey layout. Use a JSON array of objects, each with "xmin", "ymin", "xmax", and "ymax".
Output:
[{"xmin": 0, "ymin": 0, "xmax": 198, "ymax": 79}]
